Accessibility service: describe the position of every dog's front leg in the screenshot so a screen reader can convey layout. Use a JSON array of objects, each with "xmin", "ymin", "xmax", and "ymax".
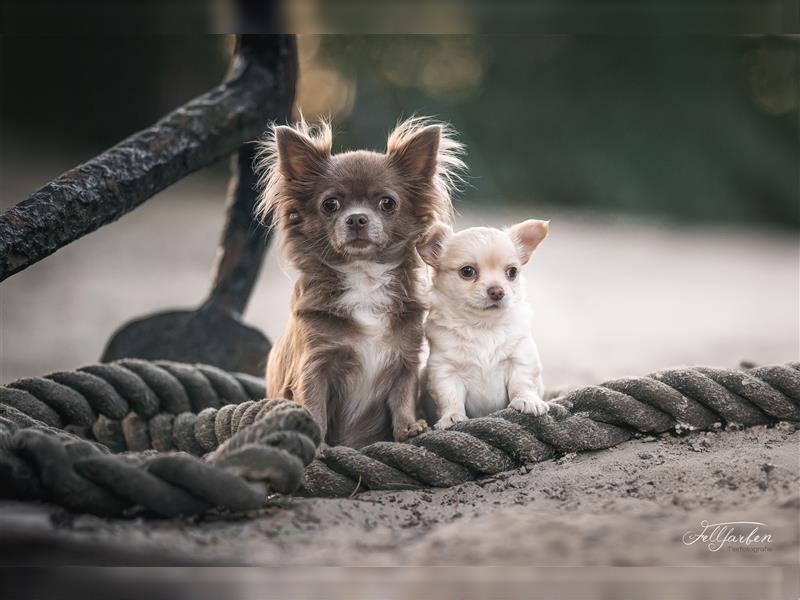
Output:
[
  {"xmin": 297, "ymin": 358, "xmax": 330, "ymax": 448},
  {"xmin": 389, "ymin": 366, "xmax": 428, "ymax": 442},
  {"xmin": 507, "ymin": 343, "xmax": 548, "ymax": 416},
  {"xmin": 428, "ymin": 371, "xmax": 468, "ymax": 429}
]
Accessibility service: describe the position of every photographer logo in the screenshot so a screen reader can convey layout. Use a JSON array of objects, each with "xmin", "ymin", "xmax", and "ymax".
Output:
[{"xmin": 682, "ymin": 520, "xmax": 772, "ymax": 553}]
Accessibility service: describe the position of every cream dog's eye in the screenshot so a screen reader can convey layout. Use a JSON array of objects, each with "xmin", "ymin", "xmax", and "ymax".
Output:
[
  {"xmin": 322, "ymin": 197, "xmax": 340, "ymax": 214},
  {"xmin": 459, "ymin": 265, "xmax": 477, "ymax": 279},
  {"xmin": 506, "ymin": 266, "xmax": 518, "ymax": 280}
]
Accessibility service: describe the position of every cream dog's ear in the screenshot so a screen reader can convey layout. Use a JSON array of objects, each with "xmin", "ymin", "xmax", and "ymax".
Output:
[
  {"xmin": 508, "ymin": 219, "xmax": 549, "ymax": 264},
  {"xmin": 417, "ymin": 221, "xmax": 452, "ymax": 267}
]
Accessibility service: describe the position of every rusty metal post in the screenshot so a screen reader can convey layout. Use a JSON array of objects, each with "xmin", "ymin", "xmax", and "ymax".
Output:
[
  {"xmin": 206, "ymin": 35, "xmax": 296, "ymax": 315},
  {"xmin": 0, "ymin": 35, "xmax": 295, "ymax": 283},
  {"xmin": 98, "ymin": 34, "xmax": 297, "ymax": 374}
]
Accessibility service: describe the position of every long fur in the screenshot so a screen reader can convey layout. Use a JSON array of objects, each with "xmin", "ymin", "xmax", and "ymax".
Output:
[
  {"xmin": 252, "ymin": 117, "xmax": 466, "ymax": 448},
  {"xmin": 255, "ymin": 116, "xmax": 464, "ymax": 235},
  {"xmin": 254, "ymin": 116, "xmax": 333, "ymax": 225},
  {"xmin": 384, "ymin": 116, "xmax": 465, "ymax": 222}
]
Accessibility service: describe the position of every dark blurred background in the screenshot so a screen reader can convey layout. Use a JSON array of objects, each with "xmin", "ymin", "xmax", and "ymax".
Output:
[{"xmin": 1, "ymin": 34, "xmax": 797, "ymax": 226}]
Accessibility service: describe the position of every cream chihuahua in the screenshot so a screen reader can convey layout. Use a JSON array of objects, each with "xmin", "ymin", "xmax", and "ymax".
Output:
[{"xmin": 418, "ymin": 220, "xmax": 550, "ymax": 429}]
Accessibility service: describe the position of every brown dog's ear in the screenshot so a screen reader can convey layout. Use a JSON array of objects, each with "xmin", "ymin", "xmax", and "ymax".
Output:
[
  {"xmin": 508, "ymin": 219, "xmax": 549, "ymax": 264},
  {"xmin": 387, "ymin": 123, "xmax": 441, "ymax": 181},
  {"xmin": 275, "ymin": 125, "xmax": 328, "ymax": 181},
  {"xmin": 417, "ymin": 221, "xmax": 452, "ymax": 267}
]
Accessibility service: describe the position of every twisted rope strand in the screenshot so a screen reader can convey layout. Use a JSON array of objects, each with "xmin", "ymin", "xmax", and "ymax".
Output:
[
  {"xmin": 1, "ymin": 360, "xmax": 797, "ymax": 510},
  {"xmin": 0, "ymin": 360, "xmax": 320, "ymax": 517},
  {"xmin": 300, "ymin": 363, "xmax": 800, "ymax": 496}
]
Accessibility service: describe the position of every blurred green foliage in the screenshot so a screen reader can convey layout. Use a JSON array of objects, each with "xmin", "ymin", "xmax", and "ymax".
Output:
[
  {"xmin": 315, "ymin": 36, "xmax": 798, "ymax": 227},
  {"xmin": 1, "ymin": 35, "xmax": 796, "ymax": 227}
]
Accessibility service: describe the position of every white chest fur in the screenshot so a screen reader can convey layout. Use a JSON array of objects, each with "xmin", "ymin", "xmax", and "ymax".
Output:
[
  {"xmin": 426, "ymin": 302, "xmax": 541, "ymax": 419},
  {"xmin": 457, "ymin": 325, "xmax": 518, "ymax": 417},
  {"xmin": 334, "ymin": 261, "xmax": 399, "ymax": 424},
  {"xmin": 336, "ymin": 261, "xmax": 397, "ymax": 331}
]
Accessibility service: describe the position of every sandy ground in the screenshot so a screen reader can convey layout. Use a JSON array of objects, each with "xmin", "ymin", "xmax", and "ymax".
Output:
[
  {"xmin": 1, "ymin": 166, "xmax": 798, "ymax": 587},
  {"xmin": 3, "ymin": 423, "xmax": 796, "ymax": 568}
]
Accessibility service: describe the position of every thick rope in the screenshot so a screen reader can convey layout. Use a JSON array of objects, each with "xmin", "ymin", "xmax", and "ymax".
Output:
[
  {"xmin": 0, "ymin": 359, "xmax": 320, "ymax": 517},
  {"xmin": 301, "ymin": 363, "xmax": 800, "ymax": 497},
  {"xmin": 2, "ymin": 360, "xmax": 798, "ymax": 509}
]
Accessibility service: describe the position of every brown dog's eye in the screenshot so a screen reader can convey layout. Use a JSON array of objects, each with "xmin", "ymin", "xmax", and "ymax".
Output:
[
  {"xmin": 506, "ymin": 266, "xmax": 518, "ymax": 280},
  {"xmin": 322, "ymin": 197, "xmax": 340, "ymax": 214},
  {"xmin": 379, "ymin": 197, "xmax": 397, "ymax": 213},
  {"xmin": 459, "ymin": 265, "xmax": 477, "ymax": 279}
]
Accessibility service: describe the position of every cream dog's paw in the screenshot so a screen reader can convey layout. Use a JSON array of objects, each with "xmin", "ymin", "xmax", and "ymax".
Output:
[
  {"xmin": 509, "ymin": 393, "xmax": 549, "ymax": 416},
  {"xmin": 434, "ymin": 412, "xmax": 468, "ymax": 430},
  {"xmin": 395, "ymin": 419, "xmax": 429, "ymax": 442}
]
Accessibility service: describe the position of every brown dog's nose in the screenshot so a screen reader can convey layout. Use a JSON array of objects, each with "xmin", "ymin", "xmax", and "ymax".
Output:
[
  {"xmin": 345, "ymin": 213, "xmax": 368, "ymax": 231},
  {"xmin": 487, "ymin": 286, "xmax": 505, "ymax": 301}
]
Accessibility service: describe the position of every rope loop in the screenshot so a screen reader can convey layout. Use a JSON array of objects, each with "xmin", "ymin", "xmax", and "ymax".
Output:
[{"xmin": 0, "ymin": 360, "xmax": 319, "ymax": 517}]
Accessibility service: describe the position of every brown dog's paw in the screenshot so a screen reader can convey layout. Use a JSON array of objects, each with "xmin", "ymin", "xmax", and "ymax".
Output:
[
  {"xmin": 315, "ymin": 441, "xmax": 330, "ymax": 458},
  {"xmin": 395, "ymin": 419, "xmax": 429, "ymax": 442}
]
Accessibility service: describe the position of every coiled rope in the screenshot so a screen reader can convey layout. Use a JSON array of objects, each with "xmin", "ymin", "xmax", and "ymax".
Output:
[
  {"xmin": 0, "ymin": 359, "xmax": 320, "ymax": 517},
  {"xmin": 301, "ymin": 363, "xmax": 800, "ymax": 497},
  {"xmin": 1, "ymin": 360, "xmax": 798, "ymax": 511}
]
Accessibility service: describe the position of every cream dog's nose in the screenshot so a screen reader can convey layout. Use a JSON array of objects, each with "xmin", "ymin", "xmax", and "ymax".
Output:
[{"xmin": 487, "ymin": 286, "xmax": 505, "ymax": 301}]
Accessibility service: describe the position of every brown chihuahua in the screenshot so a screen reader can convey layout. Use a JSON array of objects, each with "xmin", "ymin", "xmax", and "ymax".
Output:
[{"xmin": 256, "ymin": 117, "xmax": 464, "ymax": 448}]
